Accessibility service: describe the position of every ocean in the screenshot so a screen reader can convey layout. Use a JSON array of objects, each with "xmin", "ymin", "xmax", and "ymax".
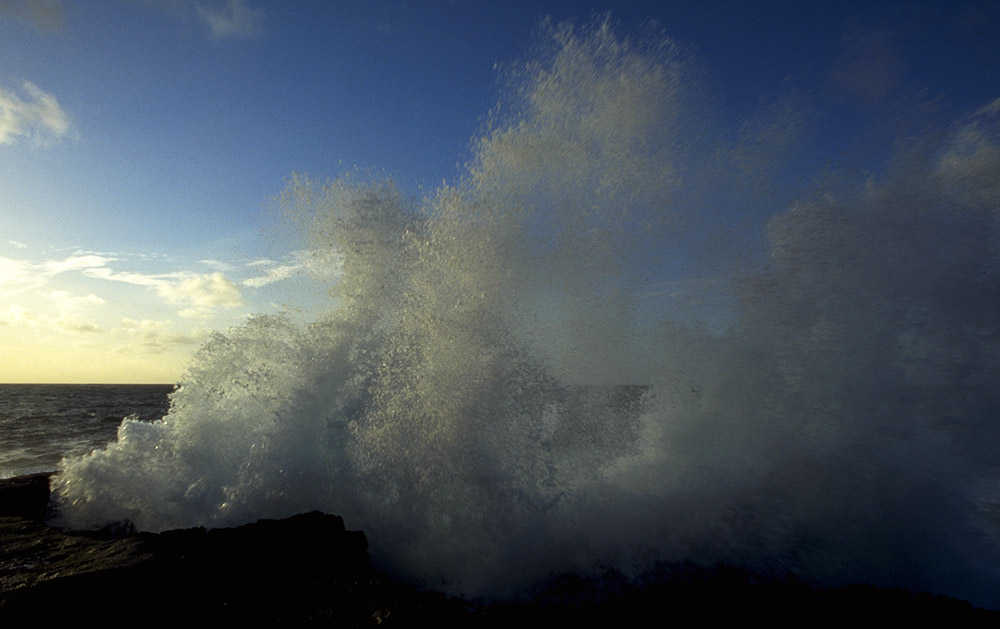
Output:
[{"xmin": 0, "ymin": 384, "xmax": 173, "ymax": 479}]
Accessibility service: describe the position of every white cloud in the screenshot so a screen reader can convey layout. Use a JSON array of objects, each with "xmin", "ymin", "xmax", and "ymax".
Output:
[
  {"xmin": 44, "ymin": 290, "xmax": 105, "ymax": 311},
  {"xmin": 116, "ymin": 318, "xmax": 210, "ymax": 353},
  {"xmin": 70, "ymin": 256, "xmax": 245, "ymax": 312},
  {"xmin": 241, "ymin": 251, "xmax": 313, "ymax": 287},
  {"xmin": 196, "ymin": 0, "xmax": 263, "ymax": 40},
  {"xmin": 43, "ymin": 253, "xmax": 118, "ymax": 275},
  {"xmin": 242, "ymin": 262, "xmax": 301, "ymax": 287},
  {"xmin": 0, "ymin": 304, "xmax": 41, "ymax": 326},
  {"xmin": 0, "ymin": 256, "xmax": 45, "ymax": 296},
  {"xmin": 934, "ymin": 105, "xmax": 1000, "ymax": 208},
  {"xmin": 198, "ymin": 258, "xmax": 234, "ymax": 271},
  {"xmin": 81, "ymin": 265, "xmax": 167, "ymax": 286},
  {"xmin": 157, "ymin": 271, "xmax": 244, "ymax": 308},
  {"xmin": 8, "ymin": 240, "xmax": 28, "ymax": 249},
  {"xmin": 55, "ymin": 320, "xmax": 102, "ymax": 333},
  {"xmin": 2, "ymin": 251, "xmax": 250, "ymax": 329},
  {"xmin": 0, "ymin": 252, "xmax": 121, "ymax": 296},
  {"xmin": 66, "ymin": 255, "xmax": 244, "ymax": 313},
  {"xmin": 0, "ymin": 80, "xmax": 73, "ymax": 145},
  {"xmin": 0, "ymin": 299, "xmax": 104, "ymax": 335}
]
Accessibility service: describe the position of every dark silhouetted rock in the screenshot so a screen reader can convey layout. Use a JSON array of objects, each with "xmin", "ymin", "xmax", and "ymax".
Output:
[
  {"xmin": 1, "ymin": 473, "xmax": 998, "ymax": 625},
  {"xmin": 0, "ymin": 473, "xmax": 52, "ymax": 521}
]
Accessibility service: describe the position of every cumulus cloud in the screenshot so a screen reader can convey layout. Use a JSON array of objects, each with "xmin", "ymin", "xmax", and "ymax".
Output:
[
  {"xmin": 44, "ymin": 290, "xmax": 105, "ymax": 311},
  {"xmin": 196, "ymin": 0, "xmax": 262, "ymax": 40},
  {"xmin": 55, "ymin": 320, "xmax": 102, "ymax": 333},
  {"xmin": 157, "ymin": 271, "xmax": 244, "ymax": 308},
  {"xmin": 0, "ymin": 304, "xmax": 41, "ymax": 326},
  {"xmin": 0, "ymin": 80, "xmax": 73, "ymax": 145},
  {"xmin": 0, "ymin": 256, "xmax": 45, "ymax": 296},
  {"xmin": 116, "ymin": 318, "xmax": 210, "ymax": 353},
  {"xmin": 0, "ymin": 295, "xmax": 104, "ymax": 334}
]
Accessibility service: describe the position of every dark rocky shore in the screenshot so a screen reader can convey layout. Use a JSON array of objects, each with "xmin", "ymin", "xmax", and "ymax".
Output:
[{"xmin": 1, "ymin": 473, "xmax": 996, "ymax": 626}]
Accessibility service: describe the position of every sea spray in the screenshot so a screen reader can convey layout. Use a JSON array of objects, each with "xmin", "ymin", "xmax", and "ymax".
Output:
[{"xmin": 53, "ymin": 19, "xmax": 1000, "ymax": 605}]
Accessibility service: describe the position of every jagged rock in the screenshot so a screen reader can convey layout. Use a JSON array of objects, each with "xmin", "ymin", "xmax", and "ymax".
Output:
[
  {"xmin": 1, "ymin": 511, "xmax": 371, "ymax": 622},
  {"xmin": 0, "ymin": 472, "xmax": 372, "ymax": 622},
  {"xmin": 0, "ymin": 473, "xmax": 52, "ymax": 521},
  {"xmin": 1, "ymin": 473, "xmax": 997, "ymax": 625}
]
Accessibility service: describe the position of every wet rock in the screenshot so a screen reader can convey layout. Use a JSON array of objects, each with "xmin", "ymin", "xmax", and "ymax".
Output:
[
  {"xmin": 1, "ymin": 473, "xmax": 997, "ymax": 625},
  {"xmin": 0, "ymin": 473, "xmax": 52, "ymax": 521}
]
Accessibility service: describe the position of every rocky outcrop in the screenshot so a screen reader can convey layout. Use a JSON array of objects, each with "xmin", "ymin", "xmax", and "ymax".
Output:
[
  {"xmin": 1, "ymin": 474, "xmax": 997, "ymax": 625},
  {"xmin": 1, "ymin": 510, "xmax": 370, "ymax": 622},
  {"xmin": 0, "ymin": 473, "xmax": 52, "ymax": 521},
  {"xmin": 0, "ymin": 474, "xmax": 373, "ymax": 622}
]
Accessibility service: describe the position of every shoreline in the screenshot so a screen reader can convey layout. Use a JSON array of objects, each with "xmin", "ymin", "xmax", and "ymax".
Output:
[{"xmin": 2, "ymin": 472, "xmax": 997, "ymax": 624}]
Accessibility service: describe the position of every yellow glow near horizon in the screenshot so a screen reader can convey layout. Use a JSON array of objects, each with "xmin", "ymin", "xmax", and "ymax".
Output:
[
  {"xmin": 0, "ymin": 335, "xmax": 190, "ymax": 384},
  {"xmin": 0, "ymin": 248, "xmax": 297, "ymax": 384}
]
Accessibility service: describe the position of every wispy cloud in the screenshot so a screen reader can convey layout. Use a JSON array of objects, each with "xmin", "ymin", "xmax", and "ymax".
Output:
[
  {"xmin": 0, "ymin": 80, "xmax": 74, "ymax": 145},
  {"xmin": 8, "ymin": 240, "xmax": 28, "ymax": 249},
  {"xmin": 81, "ymin": 265, "xmax": 169, "ymax": 287},
  {"xmin": 43, "ymin": 253, "xmax": 117, "ymax": 275},
  {"xmin": 196, "ymin": 0, "xmax": 263, "ymax": 40},
  {"xmin": 934, "ymin": 98, "xmax": 1000, "ymax": 207},
  {"xmin": 974, "ymin": 97, "xmax": 1000, "ymax": 118},
  {"xmin": 2, "ymin": 252, "xmax": 245, "ymax": 318},
  {"xmin": 242, "ymin": 256, "xmax": 305, "ymax": 287},
  {"xmin": 198, "ymin": 258, "xmax": 235, "ymax": 271},
  {"xmin": 1, "ymin": 252, "xmax": 121, "ymax": 296}
]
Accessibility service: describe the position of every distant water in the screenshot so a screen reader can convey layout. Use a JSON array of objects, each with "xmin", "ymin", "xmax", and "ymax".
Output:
[{"xmin": 0, "ymin": 384, "xmax": 173, "ymax": 479}]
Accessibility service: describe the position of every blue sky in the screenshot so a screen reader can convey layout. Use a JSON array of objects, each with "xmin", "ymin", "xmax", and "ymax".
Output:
[{"xmin": 1, "ymin": 0, "xmax": 997, "ymax": 382}]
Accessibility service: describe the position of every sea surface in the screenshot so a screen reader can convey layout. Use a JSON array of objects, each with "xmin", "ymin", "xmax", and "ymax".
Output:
[{"xmin": 0, "ymin": 384, "xmax": 173, "ymax": 479}]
